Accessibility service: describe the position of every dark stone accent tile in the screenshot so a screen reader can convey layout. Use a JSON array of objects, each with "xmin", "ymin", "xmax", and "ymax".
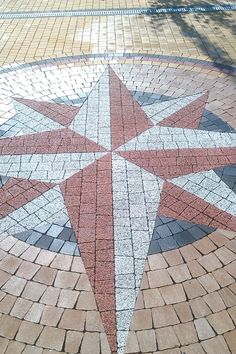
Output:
[
  {"xmin": 0, "ymin": 176, "xmax": 10, "ymax": 188},
  {"xmin": 15, "ymin": 230, "xmax": 32, "ymax": 241},
  {"xmin": 167, "ymin": 221, "xmax": 183, "ymax": 234},
  {"xmin": 69, "ymin": 231, "xmax": 77, "ymax": 242},
  {"xmin": 199, "ymin": 110, "xmax": 235, "ymax": 133},
  {"xmin": 58, "ymin": 227, "xmax": 74, "ymax": 241},
  {"xmin": 27, "ymin": 231, "xmax": 42, "ymax": 245},
  {"xmin": 131, "ymin": 91, "xmax": 171, "ymax": 106},
  {"xmin": 173, "ymin": 230, "xmax": 196, "ymax": 246},
  {"xmin": 158, "ymin": 237, "xmax": 178, "ymax": 252},
  {"xmin": 149, "ymin": 215, "xmax": 216, "ymax": 255},
  {"xmin": 214, "ymin": 164, "xmax": 236, "ymax": 193},
  {"xmin": 35, "ymin": 234, "xmax": 53, "ymax": 249},
  {"xmin": 60, "ymin": 241, "xmax": 77, "ymax": 255},
  {"xmin": 49, "ymin": 239, "xmax": 65, "ymax": 252},
  {"xmin": 148, "ymin": 240, "xmax": 161, "ymax": 255},
  {"xmin": 154, "ymin": 224, "xmax": 172, "ymax": 238},
  {"xmin": 12, "ymin": 220, "xmax": 79, "ymax": 255}
]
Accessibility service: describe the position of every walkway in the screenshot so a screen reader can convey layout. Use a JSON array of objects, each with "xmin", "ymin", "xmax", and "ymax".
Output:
[{"xmin": 0, "ymin": 1, "xmax": 236, "ymax": 354}]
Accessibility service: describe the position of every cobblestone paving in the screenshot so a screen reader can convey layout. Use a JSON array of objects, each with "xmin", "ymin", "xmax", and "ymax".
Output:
[
  {"xmin": 0, "ymin": 58, "xmax": 235, "ymax": 353},
  {"xmin": 0, "ymin": 0, "xmax": 236, "ymax": 352}
]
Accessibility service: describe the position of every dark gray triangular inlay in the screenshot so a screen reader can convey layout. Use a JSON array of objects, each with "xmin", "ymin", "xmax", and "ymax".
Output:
[
  {"xmin": 0, "ymin": 176, "xmax": 10, "ymax": 188},
  {"xmin": 214, "ymin": 164, "xmax": 236, "ymax": 194},
  {"xmin": 148, "ymin": 215, "xmax": 215, "ymax": 255},
  {"xmin": 14, "ymin": 219, "xmax": 80, "ymax": 256}
]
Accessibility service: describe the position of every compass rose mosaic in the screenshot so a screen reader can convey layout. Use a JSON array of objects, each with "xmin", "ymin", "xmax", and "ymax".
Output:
[{"xmin": 0, "ymin": 57, "xmax": 236, "ymax": 353}]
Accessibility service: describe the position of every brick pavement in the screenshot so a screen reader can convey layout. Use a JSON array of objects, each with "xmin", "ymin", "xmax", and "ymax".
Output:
[{"xmin": 0, "ymin": 2, "xmax": 236, "ymax": 354}]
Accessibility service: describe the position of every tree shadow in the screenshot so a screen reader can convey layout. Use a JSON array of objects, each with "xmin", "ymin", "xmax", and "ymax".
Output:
[{"xmin": 147, "ymin": 0, "xmax": 236, "ymax": 72}]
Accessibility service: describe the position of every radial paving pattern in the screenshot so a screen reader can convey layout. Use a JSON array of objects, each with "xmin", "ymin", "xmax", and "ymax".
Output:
[{"xmin": 0, "ymin": 59, "xmax": 236, "ymax": 353}]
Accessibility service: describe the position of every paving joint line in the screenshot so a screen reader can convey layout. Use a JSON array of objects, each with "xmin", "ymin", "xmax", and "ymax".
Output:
[{"xmin": 0, "ymin": 4, "xmax": 236, "ymax": 19}]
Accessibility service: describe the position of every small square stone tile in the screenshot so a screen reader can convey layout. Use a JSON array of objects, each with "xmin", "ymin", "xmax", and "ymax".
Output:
[
  {"xmin": 194, "ymin": 238, "xmax": 217, "ymax": 254},
  {"xmin": 202, "ymin": 335, "xmax": 231, "ymax": 354},
  {"xmin": 16, "ymin": 261, "xmax": 40, "ymax": 280},
  {"xmin": 143, "ymin": 288, "xmax": 165, "ymax": 308},
  {"xmin": 125, "ymin": 331, "xmax": 140, "ymax": 353},
  {"xmin": 152, "ymin": 305, "xmax": 179, "ymax": 328},
  {"xmin": 198, "ymin": 274, "xmax": 220, "ymax": 293},
  {"xmin": 156, "ymin": 326, "xmax": 180, "ymax": 350},
  {"xmin": 80, "ymin": 332, "xmax": 100, "ymax": 354},
  {"xmin": 0, "ymin": 254, "xmax": 22, "ymax": 274},
  {"xmin": 22, "ymin": 282, "xmax": 46, "ymax": 301},
  {"xmin": 219, "ymin": 288, "xmax": 236, "ymax": 307},
  {"xmin": 0, "ymin": 337, "xmax": 9, "ymax": 353},
  {"xmin": 76, "ymin": 273, "xmax": 92, "ymax": 291},
  {"xmin": 33, "ymin": 266, "xmax": 57, "ymax": 285},
  {"xmin": 168, "ymin": 264, "xmax": 191, "ymax": 283},
  {"xmin": 194, "ymin": 318, "xmax": 215, "ymax": 340},
  {"xmin": 37, "ymin": 327, "xmax": 66, "ymax": 351},
  {"xmin": 40, "ymin": 306, "xmax": 63, "ymax": 326},
  {"xmin": 100, "ymin": 333, "xmax": 112, "ymax": 354},
  {"xmin": 5, "ymin": 341, "xmax": 26, "ymax": 354},
  {"xmin": 35, "ymin": 250, "xmax": 56, "ymax": 266},
  {"xmin": 212, "ymin": 269, "xmax": 234, "ymax": 287},
  {"xmin": 50, "ymin": 254, "xmax": 73, "ymax": 271},
  {"xmin": 207, "ymin": 310, "xmax": 234, "ymax": 334},
  {"xmin": 215, "ymin": 247, "xmax": 236, "ymax": 265},
  {"xmin": 76, "ymin": 291, "xmax": 97, "ymax": 310},
  {"xmin": 189, "ymin": 297, "xmax": 212, "ymax": 318},
  {"xmin": 22, "ymin": 345, "xmax": 43, "ymax": 354},
  {"xmin": 137, "ymin": 329, "xmax": 157, "ymax": 352},
  {"xmin": 148, "ymin": 254, "xmax": 168, "ymax": 270},
  {"xmin": 0, "ymin": 270, "xmax": 11, "ymax": 287},
  {"xmin": 183, "ymin": 279, "xmax": 206, "ymax": 299},
  {"xmin": 181, "ymin": 343, "xmax": 206, "ymax": 354},
  {"xmin": 71, "ymin": 257, "xmax": 86, "ymax": 273},
  {"xmin": 86, "ymin": 311, "xmax": 104, "ymax": 332},
  {"xmin": 57, "ymin": 289, "xmax": 79, "ymax": 308},
  {"xmin": 21, "ymin": 247, "xmax": 40, "ymax": 262},
  {"xmin": 174, "ymin": 302, "xmax": 193, "ymax": 323},
  {"xmin": 198, "ymin": 253, "xmax": 222, "ymax": 272},
  {"xmin": 59, "ymin": 309, "xmax": 86, "ymax": 331},
  {"xmin": 2, "ymin": 276, "xmax": 26, "ymax": 296},
  {"xmin": 16, "ymin": 321, "xmax": 43, "ymax": 344},
  {"xmin": 0, "ymin": 315, "xmax": 21, "ymax": 339},
  {"xmin": 135, "ymin": 291, "xmax": 145, "ymax": 310},
  {"xmin": 24, "ymin": 303, "xmax": 44, "ymax": 323},
  {"xmin": 40, "ymin": 286, "xmax": 60, "ymax": 306},
  {"xmin": 163, "ymin": 249, "xmax": 183, "ymax": 266},
  {"xmin": 54, "ymin": 271, "xmax": 78, "ymax": 289},
  {"xmin": 180, "ymin": 245, "xmax": 200, "ymax": 261},
  {"xmin": 130, "ymin": 309, "xmax": 153, "ymax": 330},
  {"xmin": 224, "ymin": 330, "xmax": 236, "ymax": 354},
  {"xmin": 203, "ymin": 292, "xmax": 226, "ymax": 313},
  {"xmin": 65, "ymin": 331, "xmax": 83, "ymax": 354},
  {"xmin": 147, "ymin": 269, "xmax": 173, "ymax": 288},
  {"xmin": 159, "ymin": 284, "xmax": 186, "ymax": 304},
  {"xmin": 187, "ymin": 260, "xmax": 206, "ymax": 277},
  {"xmin": 11, "ymin": 298, "xmax": 33, "ymax": 319},
  {"xmin": 173, "ymin": 322, "xmax": 198, "ymax": 346},
  {"xmin": 228, "ymin": 306, "xmax": 236, "ymax": 324},
  {"xmin": 0, "ymin": 294, "xmax": 16, "ymax": 314}
]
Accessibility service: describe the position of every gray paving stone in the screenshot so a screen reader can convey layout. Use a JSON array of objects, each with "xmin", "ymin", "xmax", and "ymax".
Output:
[
  {"xmin": 35, "ymin": 234, "xmax": 53, "ymax": 249},
  {"xmin": 60, "ymin": 241, "xmax": 77, "ymax": 255},
  {"xmin": 49, "ymin": 238, "xmax": 65, "ymax": 252},
  {"xmin": 27, "ymin": 231, "xmax": 42, "ymax": 245},
  {"xmin": 47, "ymin": 224, "xmax": 64, "ymax": 238}
]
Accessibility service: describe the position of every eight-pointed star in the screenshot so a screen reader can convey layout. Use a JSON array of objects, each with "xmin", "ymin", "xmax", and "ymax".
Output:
[{"xmin": 0, "ymin": 66, "xmax": 236, "ymax": 353}]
